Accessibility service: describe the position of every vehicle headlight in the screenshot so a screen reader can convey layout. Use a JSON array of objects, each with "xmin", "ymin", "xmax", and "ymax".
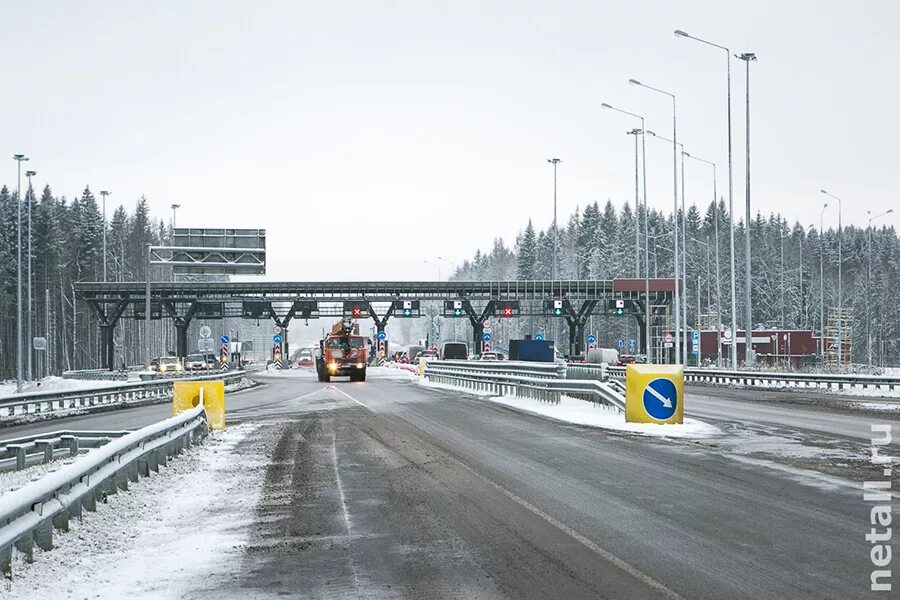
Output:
[
  {"xmin": 356, "ymin": 363, "xmax": 364, "ymax": 369},
  {"xmin": 328, "ymin": 362, "xmax": 338, "ymax": 370},
  {"xmin": 159, "ymin": 364, "xmax": 166, "ymax": 372}
]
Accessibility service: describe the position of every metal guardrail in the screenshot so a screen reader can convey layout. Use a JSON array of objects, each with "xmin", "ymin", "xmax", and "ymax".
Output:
[
  {"xmin": 423, "ymin": 361, "xmax": 625, "ymax": 412},
  {"xmin": 432, "ymin": 359, "xmax": 567, "ymax": 379},
  {"xmin": 0, "ymin": 431, "xmax": 129, "ymax": 472},
  {"xmin": 0, "ymin": 405, "xmax": 209, "ymax": 578},
  {"xmin": 605, "ymin": 365, "xmax": 900, "ymax": 392},
  {"xmin": 0, "ymin": 371, "xmax": 246, "ymax": 421}
]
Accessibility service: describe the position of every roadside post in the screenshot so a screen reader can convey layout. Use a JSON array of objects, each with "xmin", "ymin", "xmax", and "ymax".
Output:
[
  {"xmin": 173, "ymin": 380, "xmax": 226, "ymax": 430},
  {"xmin": 625, "ymin": 364, "xmax": 684, "ymax": 424}
]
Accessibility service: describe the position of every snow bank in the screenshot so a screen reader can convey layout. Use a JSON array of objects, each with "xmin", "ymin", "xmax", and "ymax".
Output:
[
  {"xmin": 421, "ymin": 379, "xmax": 718, "ymax": 439},
  {"xmin": 0, "ymin": 376, "xmax": 123, "ymax": 400},
  {"xmin": 3, "ymin": 424, "xmax": 264, "ymax": 599}
]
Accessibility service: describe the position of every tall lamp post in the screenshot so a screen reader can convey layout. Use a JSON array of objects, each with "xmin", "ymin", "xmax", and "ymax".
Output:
[
  {"xmin": 818, "ymin": 204, "xmax": 827, "ymax": 358},
  {"xmin": 626, "ymin": 128, "xmax": 641, "ymax": 278},
  {"xmin": 646, "ymin": 129, "xmax": 689, "ymax": 364},
  {"xmin": 600, "ymin": 103, "xmax": 651, "ymax": 363},
  {"xmin": 629, "ymin": 79, "xmax": 681, "ymax": 363},
  {"xmin": 546, "ymin": 159, "xmax": 561, "ymax": 280},
  {"xmin": 674, "ymin": 29, "xmax": 740, "ymax": 368},
  {"xmin": 170, "ymin": 203, "xmax": 181, "ymax": 231},
  {"xmin": 684, "ymin": 152, "xmax": 723, "ymax": 366},
  {"xmin": 867, "ymin": 209, "xmax": 893, "ymax": 367},
  {"xmin": 25, "ymin": 169, "xmax": 37, "ymax": 382},
  {"xmin": 736, "ymin": 52, "xmax": 757, "ymax": 365},
  {"xmin": 100, "ymin": 191, "xmax": 111, "ymax": 282},
  {"xmin": 820, "ymin": 190, "xmax": 843, "ymax": 368},
  {"xmin": 13, "ymin": 154, "xmax": 29, "ymax": 390}
]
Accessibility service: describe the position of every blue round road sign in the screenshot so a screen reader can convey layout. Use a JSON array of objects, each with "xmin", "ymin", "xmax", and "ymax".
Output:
[
  {"xmin": 587, "ymin": 334, "xmax": 596, "ymax": 345},
  {"xmin": 273, "ymin": 334, "xmax": 282, "ymax": 344},
  {"xmin": 534, "ymin": 332, "xmax": 544, "ymax": 341},
  {"xmin": 483, "ymin": 332, "xmax": 492, "ymax": 342},
  {"xmin": 220, "ymin": 335, "xmax": 229, "ymax": 344},
  {"xmin": 643, "ymin": 378, "xmax": 678, "ymax": 421},
  {"xmin": 377, "ymin": 330, "xmax": 387, "ymax": 341}
]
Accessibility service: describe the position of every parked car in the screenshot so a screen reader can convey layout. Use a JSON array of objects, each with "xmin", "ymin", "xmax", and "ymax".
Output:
[{"xmin": 615, "ymin": 354, "xmax": 643, "ymax": 366}]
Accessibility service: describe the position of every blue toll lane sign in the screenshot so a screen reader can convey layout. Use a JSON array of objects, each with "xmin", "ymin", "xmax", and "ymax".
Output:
[
  {"xmin": 629, "ymin": 339, "xmax": 636, "ymax": 351},
  {"xmin": 643, "ymin": 378, "xmax": 678, "ymax": 421},
  {"xmin": 587, "ymin": 334, "xmax": 597, "ymax": 345},
  {"xmin": 534, "ymin": 332, "xmax": 544, "ymax": 341},
  {"xmin": 483, "ymin": 332, "xmax": 492, "ymax": 342},
  {"xmin": 616, "ymin": 338, "xmax": 625, "ymax": 348},
  {"xmin": 377, "ymin": 330, "xmax": 387, "ymax": 341},
  {"xmin": 273, "ymin": 334, "xmax": 282, "ymax": 344}
]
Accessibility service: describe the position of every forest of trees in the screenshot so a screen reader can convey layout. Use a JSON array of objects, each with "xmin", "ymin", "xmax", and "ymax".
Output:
[
  {"xmin": 0, "ymin": 184, "xmax": 173, "ymax": 380},
  {"xmin": 2, "ymin": 181, "xmax": 898, "ymax": 379},
  {"xmin": 452, "ymin": 199, "xmax": 900, "ymax": 368}
]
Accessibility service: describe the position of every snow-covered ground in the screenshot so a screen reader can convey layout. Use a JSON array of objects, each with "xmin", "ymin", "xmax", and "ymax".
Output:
[
  {"xmin": 0, "ymin": 376, "xmax": 124, "ymax": 400},
  {"xmin": 258, "ymin": 365, "xmax": 420, "ymax": 382},
  {"xmin": 3, "ymin": 424, "xmax": 265, "ymax": 599},
  {"xmin": 420, "ymin": 379, "xmax": 718, "ymax": 439},
  {"xmin": 0, "ymin": 455, "xmax": 83, "ymax": 501}
]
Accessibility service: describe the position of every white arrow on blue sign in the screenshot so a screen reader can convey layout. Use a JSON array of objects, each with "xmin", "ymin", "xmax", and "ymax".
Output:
[
  {"xmin": 534, "ymin": 332, "xmax": 544, "ymax": 341},
  {"xmin": 483, "ymin": 332, "xmax": 492, "ymax": 342},
  {"xmin": 643, "ymin": 378, "xmax": 678, "ymax": 420},
  {"xmin": 616, "ymin": 338, "xmax": 625, "ymax": 348},
  {"xmin": 377, "ymin": 331, "xmax": 387, "ymax": 340},
  {"xmin": 220, "ymin": 335, "xmax": 229, "ymax": 344},
  {"xmin": 587, "ymin": 334, "xmax": 596, "ymax": 345},
  {"xmin": 273, "ymin": 334, "xmax": 282, "ymax": 344}
]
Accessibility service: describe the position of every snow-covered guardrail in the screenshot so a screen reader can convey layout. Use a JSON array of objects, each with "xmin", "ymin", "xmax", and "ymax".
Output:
[
  {"xmin": 423, "ymin": 361, "xmax": 625, "ymax": 412},
  {"xmin": 0, "ymin": 430, "xmax": 130, "ymax": 472},
  {"xmin": 0, "ymin": 371, "xmax": 246, "ymax": 421},
  {"xmin": 0, "ymin": 405, "xmax": 208, "ymax": 578},
  {"xmin": 604, "ymin": 365, "xmax": 900, "ymax": 392}
]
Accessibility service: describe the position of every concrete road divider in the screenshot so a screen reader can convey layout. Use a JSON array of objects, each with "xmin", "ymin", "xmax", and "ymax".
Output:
[
  {"xmin": 173, "ymin": 381, "xmax": 225, "ymax": 431},
  {"xmin": 625, "ymin": 364, "xmax": 684, "ymax": 424}
]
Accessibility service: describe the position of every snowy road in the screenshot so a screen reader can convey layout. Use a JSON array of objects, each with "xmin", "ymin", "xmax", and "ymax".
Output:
[{"xmin": 1, "ymin": 368, "xmax": 892, "ymax": 599}]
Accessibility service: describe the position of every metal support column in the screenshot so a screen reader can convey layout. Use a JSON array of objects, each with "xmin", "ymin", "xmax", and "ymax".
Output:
[
  {"xmin": 86, "ymin": 297, "xmax": 130, "ymax": 371},
  {"xmin": 562, "ymin": 300, "xmax": 597, "ymax": 358},
  {"xmin": 368, "ymin": 302, "xmax": 395, "ymax": 359},
  {"xmin": 162, "ymin": 301, "xmax": 199, "ymax": 361},
  {"xmin": 464, "ymin": 300, "xmax": 494, "ymax": 356}
]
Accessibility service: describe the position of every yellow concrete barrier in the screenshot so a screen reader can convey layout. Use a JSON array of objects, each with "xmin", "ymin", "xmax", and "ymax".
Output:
[
  {"xmin": 173, "ymin": 380, "xmax": 226, "ymax": 431},
  {"xmin": 625, "ymin": 364, "xmax": 684, "ymax": 424}
]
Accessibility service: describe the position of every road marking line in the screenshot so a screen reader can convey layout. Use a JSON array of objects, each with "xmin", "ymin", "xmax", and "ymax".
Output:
[
  {"xmin": 330, "ymin": 431, "xmax": 361, "ymax": 594},
  {"xmin": 461, "ymin": 463, "xmax": 686, "ymax": 600},
  {"xmin": 329, "ymin": 386, "xmax": 370, "ymax": 410}
]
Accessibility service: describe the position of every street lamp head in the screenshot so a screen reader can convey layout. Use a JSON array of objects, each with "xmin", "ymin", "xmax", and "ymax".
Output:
[
  {"xmin": 170, "ymin": 203, "xmax": 181, "ymax": 210},
  {"xmin": 628, "ymin": 78, "xmax": 642, "ymax": 86},
  {"xmin": 737, "ymin": 52, "xmax": 757, "ymax": 61},
  {"xmin": 13, "ymin": 154, "xmax": 27, "ymax": 161},
  {"xmin": 674, "ymin": 29, "xmax": 689, "ymax": 37},
  {"xmin": 25, "ymin": 170, "xmax": 36, "ymax": 177},
  {"xmin": 100, "ymin": 190, "xmax": 110, "ymax": 196},
  {"xmin": 600, "ymin": 102, "xmax": 612, "ymax": 109},
  {"xmin": 547, "ymin": 158, "xmax": 561, "ymax": 164},
  {"xmin": 887, "ymin": 209, "xmax": 895, "ymax": 214},
  {"xmin": 646, "ymin": 130, "xmax": 657, "ymax": 137}
]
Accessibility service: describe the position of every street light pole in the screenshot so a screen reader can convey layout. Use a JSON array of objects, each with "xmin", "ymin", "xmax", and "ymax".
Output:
[
  {"xmin": 736, "ymin": 52, "xmax": 757, "ymax": 365},
  {"xmin": 547, "ymin": 159, "xmax": 561, "ymax": 280},
  {"xmin": 821, "ymin": 190, "xmax": 843, "ymax": 368},
  {"xmin": 100, "ymin": 191, "xmax": 111, "ymax": 282},
  {"xmin": 675, "ymin": 29, "xmax": 739, "ymax": 369},
  {"xmin": 25, "ymin": 169, "xmax": 37, "ymax": 382},
  {"xmin": 601, "ymin": 103, "xmax": 651, "ymax": 363},
  {"xmin": 630, "ymin": 80, "xmax": 680, "ymax": 363},
  {"xmin": 626, "ymin": 128, "xmax": 641, "ymax": 278},
  {"xmin": 818, "ymin": 204, "xmax": 827, "ymax": 358},
  {"xmin": 170, "ymin": 203, "xmax": 181, "ymax": 231},
  {"xmin": 867, "ymin": 209, "xmax": 893, "ymax": 367},
  {"xmin": 13, "ymin": 154, "xmax": 29, "ymax": 390},
  {"xmin": 684, "ymin": 152, "xmax": 723, "ymax": 366}
]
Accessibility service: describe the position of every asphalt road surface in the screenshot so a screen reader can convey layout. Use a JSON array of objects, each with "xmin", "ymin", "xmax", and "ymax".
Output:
[{"xmin": 3, "ymin": 370, "xmax": 889, "ymax": 599}]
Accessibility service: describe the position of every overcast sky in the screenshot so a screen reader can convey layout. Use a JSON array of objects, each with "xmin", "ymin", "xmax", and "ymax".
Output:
[{"xmin": 2, "ymin": 1, "xmax": 897, "ymax": 281}]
